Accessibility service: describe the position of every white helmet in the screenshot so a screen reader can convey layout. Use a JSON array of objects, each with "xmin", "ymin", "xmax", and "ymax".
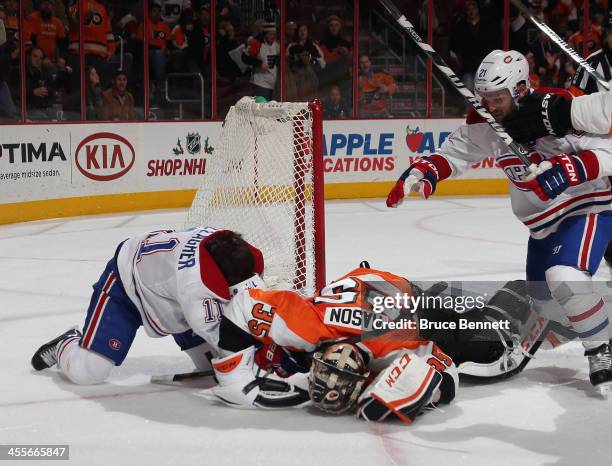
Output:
[{"xmin": 474, "ymin": 50, "xmax": 530, "ymax": 103}]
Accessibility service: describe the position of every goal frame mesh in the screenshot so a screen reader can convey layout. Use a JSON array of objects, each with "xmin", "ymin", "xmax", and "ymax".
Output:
[{"xmin": 186, "ymin": 98, "xmax": 325, "ymax": 294}]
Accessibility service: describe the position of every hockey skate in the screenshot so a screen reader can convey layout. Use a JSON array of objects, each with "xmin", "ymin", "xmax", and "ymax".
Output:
[
  {"xmin": 585, "ymin": 343, "xmax": 612, "ymax": 397},
  {"xmin": 31, "ymin": 328, "xmax": 82, "ymax": 371}
]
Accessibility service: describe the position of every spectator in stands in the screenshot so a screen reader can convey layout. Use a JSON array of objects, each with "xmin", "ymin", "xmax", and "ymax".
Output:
[
  {"xmin": 140, "ymin": 2, "xmax": 173, "ymax": 106},
  {"xmin": 159, "ymin": 0, "xmax": 190, "ymax": 28},
  {"xmin": 24, "ymin": 0, "xmax": 69, "ymax": 29},
  {"xmin": 99, "ymin": 69, "xmax": 134, "ymax": 120},
  {"xmin": 525, "ymin": 51, "xmax": 541, "ymax": 89},
  {"xmin": 0, "ymin": 9, "xmax": 19, "ymax": 120},
  {"xmin": 549, "ymin": 0, "xmax": 578, "ymax": 34},
  {"xmin": 285, "ymin": 23, "xmax": 324, "ymax": 102},
  {"xmin": 25, "ymin": 47, "xmax": 55, "ymax": 120},
  {"xmin": 217, "ymin": 0, "xmax": 240, "ymax": 24},
  {"xmin": 530, "ymin": 29, "xmax": 560, "ymax": 87},
  {"xmin": 2, "ymin": 0, "xmax": 20, "ymax": 63},
  {"xmin": 68, "ymin": 0, "xmax": 116, "ymax": 84},
  {"xmin": 85, "ymin": 65, "xmax": 103, "ymax": 119},
  {"xmin": 105, "ymin": 4, "xmax": 135, "ymax": 87},
  {"xmin": 509, "ymin": 0, "xmax": 545, "ymax": 55},
  {"xmin": 216, "ymin": 20, "xmax": 243, "ymax": 82},
  {"xmin": 449, "ymin": 0, "xmax": 500, "ymax": 91},
  {"xmin": 0, "ymin": 9, "xmax": 5, "ymax": 46},
  {"xmin": 357, "ymin": 54, "xmax": 396, "ymax": 117},
  {"xmin": 242, "ymin": 21, "xmax": 279, "ymax": 101},
  {"xmin": 590, "ymin": 6, "xmax": 608, "ymax": 40},
  {"xmin": 169, "ymin": 7, "xmax": 194, "ymax": 73},
  {"xmin": 318, "ymin": 15, "xmax": 351, "ymax": 98},
  {"xmin": 558, "ymin": 57, "xmax": 577, "ymax": 89},
  {"xmin": 568, "ymin": 14, "xmax": 603, "ymax": 57},
  {"xmin": 26, "ymin": 0, "xmax": 67, "ymax": 62},
  {"xmin": 185, "ymin": 4, "xmax": 211, "ymax": 76},
  {"xmin": 288, "ymin": 23, "xmax": 325, "ymax": 72},
  {"xmin": 285, "ymin": 20, "xmax": 297, "ymax": 46},
  {"xmin": 323, "ymin": 85, "xmax": 349, "ymax": 119}
]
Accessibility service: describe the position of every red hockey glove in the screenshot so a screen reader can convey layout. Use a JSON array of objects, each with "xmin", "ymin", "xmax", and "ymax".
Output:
[
  {"xmin": 254, "ymin": 343, "xmax": 309, "ymax": 378},
  {"xmin": 529, "ymin": 151, "xmax": 600, "ymax": 201},
  {"xmin": 386, "ymin": 156, "xmax": 450, "ymax": 207}
]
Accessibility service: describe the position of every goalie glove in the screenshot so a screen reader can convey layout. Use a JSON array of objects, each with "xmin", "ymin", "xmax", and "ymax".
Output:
[
  {"xmin": 208, "ymin": 346, "xmax": 310, "ymax": 409},
  {"xmin": 356, "ymin": 351, "xmax": 444, "ymax": 423}
]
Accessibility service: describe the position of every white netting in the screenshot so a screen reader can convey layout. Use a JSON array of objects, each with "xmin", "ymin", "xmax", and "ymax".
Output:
[{"xmin": 185, "ymin": 97, "xmax": 320, "ymax": 295}]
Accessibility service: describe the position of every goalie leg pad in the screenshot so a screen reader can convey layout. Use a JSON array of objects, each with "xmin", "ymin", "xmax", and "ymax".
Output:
[{"xmin": 357, "ymin": 352, "xmax": 443, "ymax": 423}]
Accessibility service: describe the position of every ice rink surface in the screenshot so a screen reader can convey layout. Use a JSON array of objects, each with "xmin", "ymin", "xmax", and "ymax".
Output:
[{"xmin": 1, "ymin": 197, "xmax": 611, "ymax": 466}]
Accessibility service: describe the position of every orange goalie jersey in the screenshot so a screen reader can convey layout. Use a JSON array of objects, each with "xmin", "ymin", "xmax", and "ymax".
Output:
[{"xmin": 221, "ymin": 267, "xmax": 451, "ymax": 367}]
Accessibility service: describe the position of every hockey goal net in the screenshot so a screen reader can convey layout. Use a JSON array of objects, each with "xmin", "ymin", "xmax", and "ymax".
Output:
[{"xmin": 185, "ymin": 97, "xmax": 325, "ymax": 295}]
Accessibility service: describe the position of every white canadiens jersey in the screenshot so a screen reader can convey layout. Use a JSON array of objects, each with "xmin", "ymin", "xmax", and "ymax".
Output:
[
  {"xmin": 116, "ymin": 227, "xmax": 229, "ymax": 350},
  {"xmin": 439, "ymin": 110, "xmax": 612, "ymax": 239}
]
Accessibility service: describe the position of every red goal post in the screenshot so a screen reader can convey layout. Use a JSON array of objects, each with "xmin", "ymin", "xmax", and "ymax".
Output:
[{"xmin": 186, "ymin": 98, "xmax": 325, "ymax": 295}]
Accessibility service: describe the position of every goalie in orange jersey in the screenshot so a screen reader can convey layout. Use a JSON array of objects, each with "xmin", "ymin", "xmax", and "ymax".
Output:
[
  {"xmin": 207, "ymin": 265, "xmax": 460, "ymax": 422},
  {"xmin": 206, "ymin": 263, "xmax": 557, "ymax": 421}
]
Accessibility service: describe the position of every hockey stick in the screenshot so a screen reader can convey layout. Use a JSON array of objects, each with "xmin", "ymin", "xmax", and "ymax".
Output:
[
  {"xmin": 378, "ymin": 0, "xmax": 534, "ymax": 168},
  {"xmin": 510, "ymin": 0, "xmax": 610, "ymax": 91},
  {"xmin": 150, "ymin": 369, "xmax": 215, "ymax": 385}
]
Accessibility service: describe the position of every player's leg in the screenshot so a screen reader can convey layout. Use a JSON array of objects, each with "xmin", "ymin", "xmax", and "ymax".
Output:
[
  {"xmin": 541, "ymin": 212, "xmax": 612, "ymax": 389},
  {"xmin": 172, "ymin": 330, "xmax": 216, "ymax": 371},
  {"xmin": 604, "ymin": 242, "xmax": 612, "ymax": 269},
  {"xmin": 32, "ymin": 256, "xmax": 142, "ymax": 384}
]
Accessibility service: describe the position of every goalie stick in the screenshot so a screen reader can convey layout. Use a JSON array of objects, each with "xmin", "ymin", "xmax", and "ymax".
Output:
[
  {"xmin": 510, "ymin": 0, "xmax": 610, "ymax": 91},
  {"xmin": 378, "ymin": 0, "xmax": 534, "ymax": 169},
  {"xmin": 150, "ymin": 369, "xmax": 215, "ymax": 385}
]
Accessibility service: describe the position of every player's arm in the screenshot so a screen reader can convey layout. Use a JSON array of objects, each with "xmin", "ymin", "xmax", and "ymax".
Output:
[
  {"xmin": 386, "ymin": 122, "xmax": 488, "ymax": 207},
  {"xmin": 570, "ymin": 89, "xmax": 612, "ymax": 135},
  {"xmin": 502, "ymin": 87, "xmax": 612, "ymax": 143},
  {"xmin": 219, "ymin": 289, "xmax": 315, "ymax": 378}
]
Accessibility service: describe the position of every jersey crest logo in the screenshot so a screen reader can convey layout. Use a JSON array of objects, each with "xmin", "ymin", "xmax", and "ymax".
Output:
[{"xmin": 108, "ymin": 339, "xmax": 122, "ymax": 351}]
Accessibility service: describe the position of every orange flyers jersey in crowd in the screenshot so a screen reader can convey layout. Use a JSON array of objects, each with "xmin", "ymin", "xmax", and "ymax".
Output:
[
  {"xmin": 68, "ymin": 0, "xmax": 115, "ymax": 58},
  {"xmin": 223, "ymin": 267, "xmax": 435, "ymax": 362},
  {"xmin": 136, "ymin": 19, "xmax": 173, "ymax": 49},
  {"xmin": 25, "ymin": 11, "xmax": 66, "ymax": 58},
  {"xmin": 2, "ymin": 13, "xmax": 19, "ymax": 41}
]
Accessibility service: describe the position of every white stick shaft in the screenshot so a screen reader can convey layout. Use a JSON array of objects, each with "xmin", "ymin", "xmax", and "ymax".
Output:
[{"xmin": 510, "ymin": 0, "xmax": 609, "ymax": 91}]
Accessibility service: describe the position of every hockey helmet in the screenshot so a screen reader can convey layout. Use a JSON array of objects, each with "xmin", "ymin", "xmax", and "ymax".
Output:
[
  {"xmin": 308, "ymin": 343, "xmax": 369, "ymax": 414},
  {"xmin": 474, "ymin": 50, "xmax": 530, "ymax": 103}
]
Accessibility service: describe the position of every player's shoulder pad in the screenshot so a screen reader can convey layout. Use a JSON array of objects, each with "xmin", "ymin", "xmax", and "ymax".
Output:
[
  {"xmin": 532, "ymin": 87, "xmax": 574, "ymax": 100},
  {"xmin": 465, "ymin": 107, "xmax": 487, "ymax": 125}
]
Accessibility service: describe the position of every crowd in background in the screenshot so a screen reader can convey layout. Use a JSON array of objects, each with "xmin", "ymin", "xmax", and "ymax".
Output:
[{"xmin": 0, "ymin": 0, "xmax": 610, "ymax": 122}]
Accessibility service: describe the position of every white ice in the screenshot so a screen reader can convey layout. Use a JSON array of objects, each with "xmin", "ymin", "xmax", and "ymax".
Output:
[{"xmin": 1, "ymin": 197, "xmax": 611, "ymax": 466}]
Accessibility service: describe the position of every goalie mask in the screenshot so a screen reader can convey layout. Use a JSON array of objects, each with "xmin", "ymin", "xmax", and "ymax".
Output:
[
  {"xmin": 474, "ymin": 50, "xmax": 530, "ymax": 104},
  {"xmin": 308, "ymin": 343, "xmax": 369, "ymax": 414}
]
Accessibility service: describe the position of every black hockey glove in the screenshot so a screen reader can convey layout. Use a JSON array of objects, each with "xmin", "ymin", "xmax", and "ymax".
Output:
[{"xmin": 502, "ymin": 92, "xmax": 573, "ymax": 143}]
